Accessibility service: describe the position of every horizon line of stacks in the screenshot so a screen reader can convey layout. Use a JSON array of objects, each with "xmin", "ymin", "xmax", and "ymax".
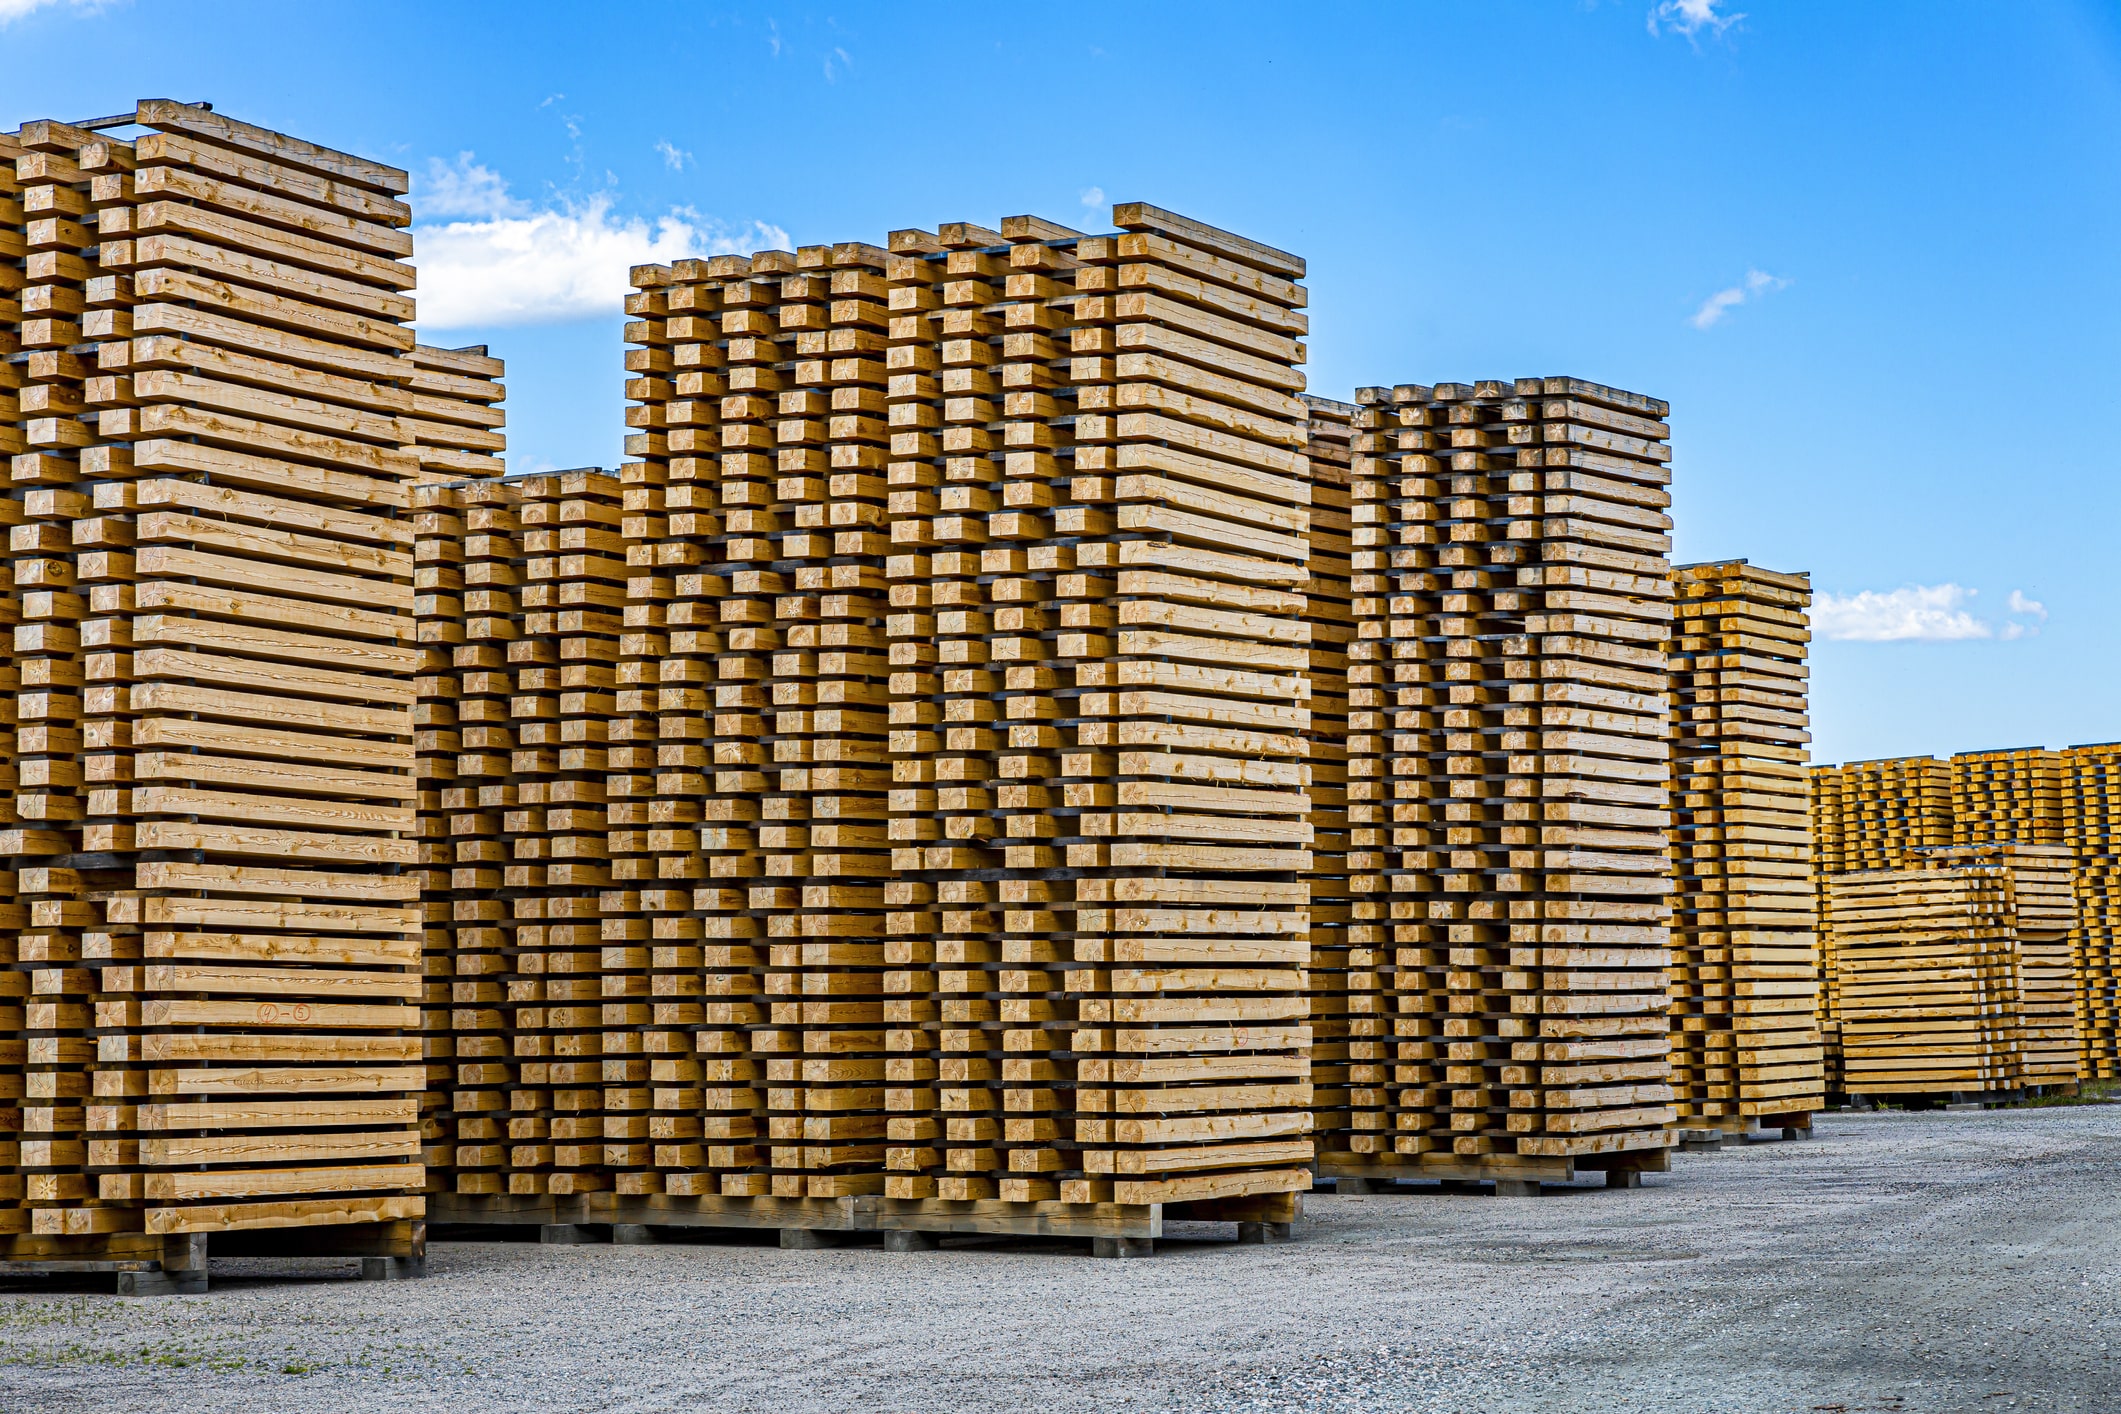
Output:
[
  {"xmin": 1810, "ymin": 747, "xmax": 2114, "ymax": 1090},
  {"xmin": 1, "ymin": 99, "xmax": 506, "ymax": 1244}
]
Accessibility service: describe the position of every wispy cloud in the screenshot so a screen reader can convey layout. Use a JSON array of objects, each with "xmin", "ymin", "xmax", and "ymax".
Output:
[
  {"xmin": 654, "ymin": 139, "xmax": 692, "ymax": 172},
  {"xmin": 409, "ymin": 160, "xmax": 788, "ymax": 328},
  {"xmin": 823, "ymin": 45, "xmax": 852, "ymax": 82},
  {"xmin": 1815, "ymin": 585, "xmax": 1988, "ymax": 642},
  {"xmin": 1690, "ymin": 267, "xmax": 1790, "ymax": 329},
  {"xmin": 0, "ymin": 0, "xmax": 103, "ymax": 23},
  {"xmin": 1080, "ymin": 186, "xmax": 1105, "ymax": 209},
  {"xmin": 1648, "ymin": 0, "xmax": 1743, "ymax": 40},
  {"xmin": 1815, "ymin": 584, "xmax": 2047, "ymax": 643},
  {"xmin": 415, "ymin": 153, "xmax": 526, "ymax": 220}
]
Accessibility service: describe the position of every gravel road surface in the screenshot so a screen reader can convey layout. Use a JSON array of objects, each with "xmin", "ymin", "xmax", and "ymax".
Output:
[{"xmin": 2, "ymin": 1106, "xmax": 2117, "ymax": 1412}]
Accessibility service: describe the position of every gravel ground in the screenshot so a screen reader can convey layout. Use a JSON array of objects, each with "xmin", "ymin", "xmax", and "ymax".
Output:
[{"xmin": 1, "ymin": 1106, "xmax": 2117, "ymax": 1412}]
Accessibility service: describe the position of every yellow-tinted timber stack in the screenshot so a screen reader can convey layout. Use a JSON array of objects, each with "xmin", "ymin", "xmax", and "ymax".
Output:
[
  {"xmin": 1808, "ymin": 763, "xmax": 1845, "ymax": 1092},
  {"xmin": 1950, "ymin": 748, "xmax": 2064, "ymax": 848},
  {"xmin": 1, "ymin": 101, "xmax": 425, "ymax": 1248},
  {"xmin": 1667, "ymin": 561, "xmax": 1822, "ymax": 1135},
  {"xmin": 1834, "ymin": 756, "xmax": 1951, "ymax": 872},
  {"xmin": 1334, "ymin": 377, "xmax": 1678, "ymax": 1191},
  {"xmin": 2065, "ymin": 743, "xmax": 2121, "ymax": 1079}
]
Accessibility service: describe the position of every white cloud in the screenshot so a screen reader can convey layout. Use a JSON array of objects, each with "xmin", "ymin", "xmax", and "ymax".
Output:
[
  {"xmin": 1815, "ymin": 585, "xmax": 1993, "ymax": 643},
  {"xmin": 415, "ymin": 153, "xmax": 526, "ymax": 220},
  {"xmin": 823, "ymin": 46, "xmax": 852, "ymax": 82},
  {"xmin": 412, "ymin": 197, "xmax": 790, "ymax": 329},
  {"xmin": 2008, "ymin": 590, "xmax": 2047, "ymax": 621},
  {"xmin": 1080, "ymin": 186, "xmax": 1106, "ymax": 209},
  {"xmin": 1690, "ymin": 267, "xmax": 1790, "ymax": 329},
  {"xmin": 0, "ymin": 0, "xmax": 102, "ymax": 21},
  {"xmin": 654, "ymin": 140, "xmax": 692, "ymax": 172},
  {"xmin": 410, "ymin": 156, "xmax": 789, "ymax": 328},
  {"xmin": 1648, "ymin": 0, "xmax": 1743, "ymax": 38}
]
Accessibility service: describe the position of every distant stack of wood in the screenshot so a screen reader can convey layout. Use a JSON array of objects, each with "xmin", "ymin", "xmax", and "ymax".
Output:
[
  {"xmin": 1911, "ymin": 845, "xmax": 2076, "ymax": 1086},
  {"xmin": 1, "ymin": 101, "xmax": 426, "ymax": 1244},
  {"xmin": 2063, "ymin": 745, "xmax": 2121, "ymax": 1078},
  {"xmin": 1667, "ymin": 561, "xmax": 1822, "ymax": 1133},
  {"xmin": 1829, "ymin": 868, "xmax": 2021, "ymax": 1097},
  {"xmin": 1952, "ymin": 749, "xmax": 2063, "ymax": 847},
  {"xmin": 1333, "ymin": 377, "xmax": 1678, "ymax": 1188}
]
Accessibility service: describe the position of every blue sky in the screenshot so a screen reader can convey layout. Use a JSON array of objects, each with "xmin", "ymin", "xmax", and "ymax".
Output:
[{"xmin": 6, "ymin": 0, "xmax": 2119, "ymax": 764}]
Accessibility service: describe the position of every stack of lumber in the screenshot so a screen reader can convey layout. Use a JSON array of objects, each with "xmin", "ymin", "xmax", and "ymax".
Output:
[
  {"xmin": 3, "ymin": 101, "xmax": 425, "ymax": 1241},
  {"xmin": 1667, "ymin": 561, "xmax": 1822, "ymax": 1131},
  {"xmin": 1950, "ymin": 749, "xmax": 2064, "ymax": 848},
  {"xmin": 404, "ymin": 344, "xmax": 505, "ymax": 484},
  {"xmin": 1334, "ymin": 376, "xmax": 1677, "ymax": 1185},
  {"xmin": 568, "ymin": 203, "xmax": 1315, "ymax": 1221},
  {"xmin": 1911, "ymin": 844, "xmax": 2077, "ymax": 1086},
  {"xmin": 1829, "ymin": 757, "xmax": 1952, "ymax": 872},
  {"xmin": 1808, "ymin": 764, "xmax": 1845, "ymax": 1090},
  {"xmin": 1302, "ymin": 398, "xmax": 1365, "ymax": 1166},
  {"xmin": 1830, "ymin": 868, "xmax": 2021, "ymax": 1096},
  {"xmin": 2062, "ymin": 743, "xmax": 2121, "ymax": 1078}
]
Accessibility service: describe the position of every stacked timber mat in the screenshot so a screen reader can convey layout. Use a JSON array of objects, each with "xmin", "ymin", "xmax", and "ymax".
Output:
[
  {"xmin": 1667, "ymin": 561, "xmax": 1821, "ymax": 1139},
  {"xmin": 1951, "ymin": 749, "xmax": 2064, "ymax": 848},
  {"xmin": 1301, "ymin": 398, "xmax": 1361, "ymax": 1172},
  {"xmin": 1331, "ymin": 377, "xmax": 1678, "ymax": 1195},
  {"xmin": 0, "ymin": 101, "xmax": 430, "ymax": 1283},
  {"xmin": 2065, "ymin": 744, "xmax": 2121, "ymax": 1078},
  {"xmin": 1827, "ymin": 854, "xmax": 2075, "ymax": 1102},
  {"xmin": 416, "ymin": 203, "xmax": 1320, "ymax": 1251},
  {"xmin": 1910, "ymin": 844, "xmax": 2077, "ymax": 1088}
]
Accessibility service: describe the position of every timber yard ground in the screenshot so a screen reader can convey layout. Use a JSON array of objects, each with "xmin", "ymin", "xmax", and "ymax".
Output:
[{"xmin": 1, "ymin": 1109, "xmax": 2117, "ymax": 1413}]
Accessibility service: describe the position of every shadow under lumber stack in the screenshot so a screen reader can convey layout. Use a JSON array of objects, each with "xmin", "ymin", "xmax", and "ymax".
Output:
[
  {"xmin": 1667, "ymin": 561, "xmax": 1822, "ymax": 1137},
  {"xmin": 2, "ymin": 100, "xmax": 425, "ymax": 1253},
  {"xmin": 1332, "ymin": 377, "xmax": 1678, "ymax": 1193}
]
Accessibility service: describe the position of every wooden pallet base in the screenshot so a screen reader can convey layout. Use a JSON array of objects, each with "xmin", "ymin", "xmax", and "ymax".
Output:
[
  {"xmin": 1848, "ymin": 1085, "xmax": 2075, "ymax": 1110},
  {"xmin": 1676, "ymin": 1114, "xmax": 1817, "ymax": 1149},
  {"xmin": 428, "ymin": 1190, "xmax": 1298, "ymax": 1254},
  {"xmin": 0, "ymin": 1221, "xmax": 425, "ymax": 1294},
  {"xmin": 1317, "ymin": 1148, "xmax": 1671, "ymax": 1196}
]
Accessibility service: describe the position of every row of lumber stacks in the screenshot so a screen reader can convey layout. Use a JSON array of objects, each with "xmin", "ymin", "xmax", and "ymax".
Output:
[
  {"xmin": 1827, "ymin": 868, "xmax": 2021, "ymax": 1098},
  {"xmin": 0, "ymin": 101, "xmax": 426, "ymax": 1240},
  {"xmin": 2064, "ymin": 744, "xmax": 2121, "ymax": 1079},
  {"xmin": 1300, "ymin": 398, "xmax": 1363, "ymax": 1168},
  {"xmin": 1339, "ymin": 377, "xmax": 1677, "ymax": 1185},
  {"xmin": 1913, "ymin": 844, "xmax": 2078, "ymax": 1088},
  {"xmin": 1950, "ymin": 749, "xmax": 2064, "ymax": 848},
  {"xmin": 1666, "ymin": 561, "xmax": 1823, "ymax": 1133}
]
